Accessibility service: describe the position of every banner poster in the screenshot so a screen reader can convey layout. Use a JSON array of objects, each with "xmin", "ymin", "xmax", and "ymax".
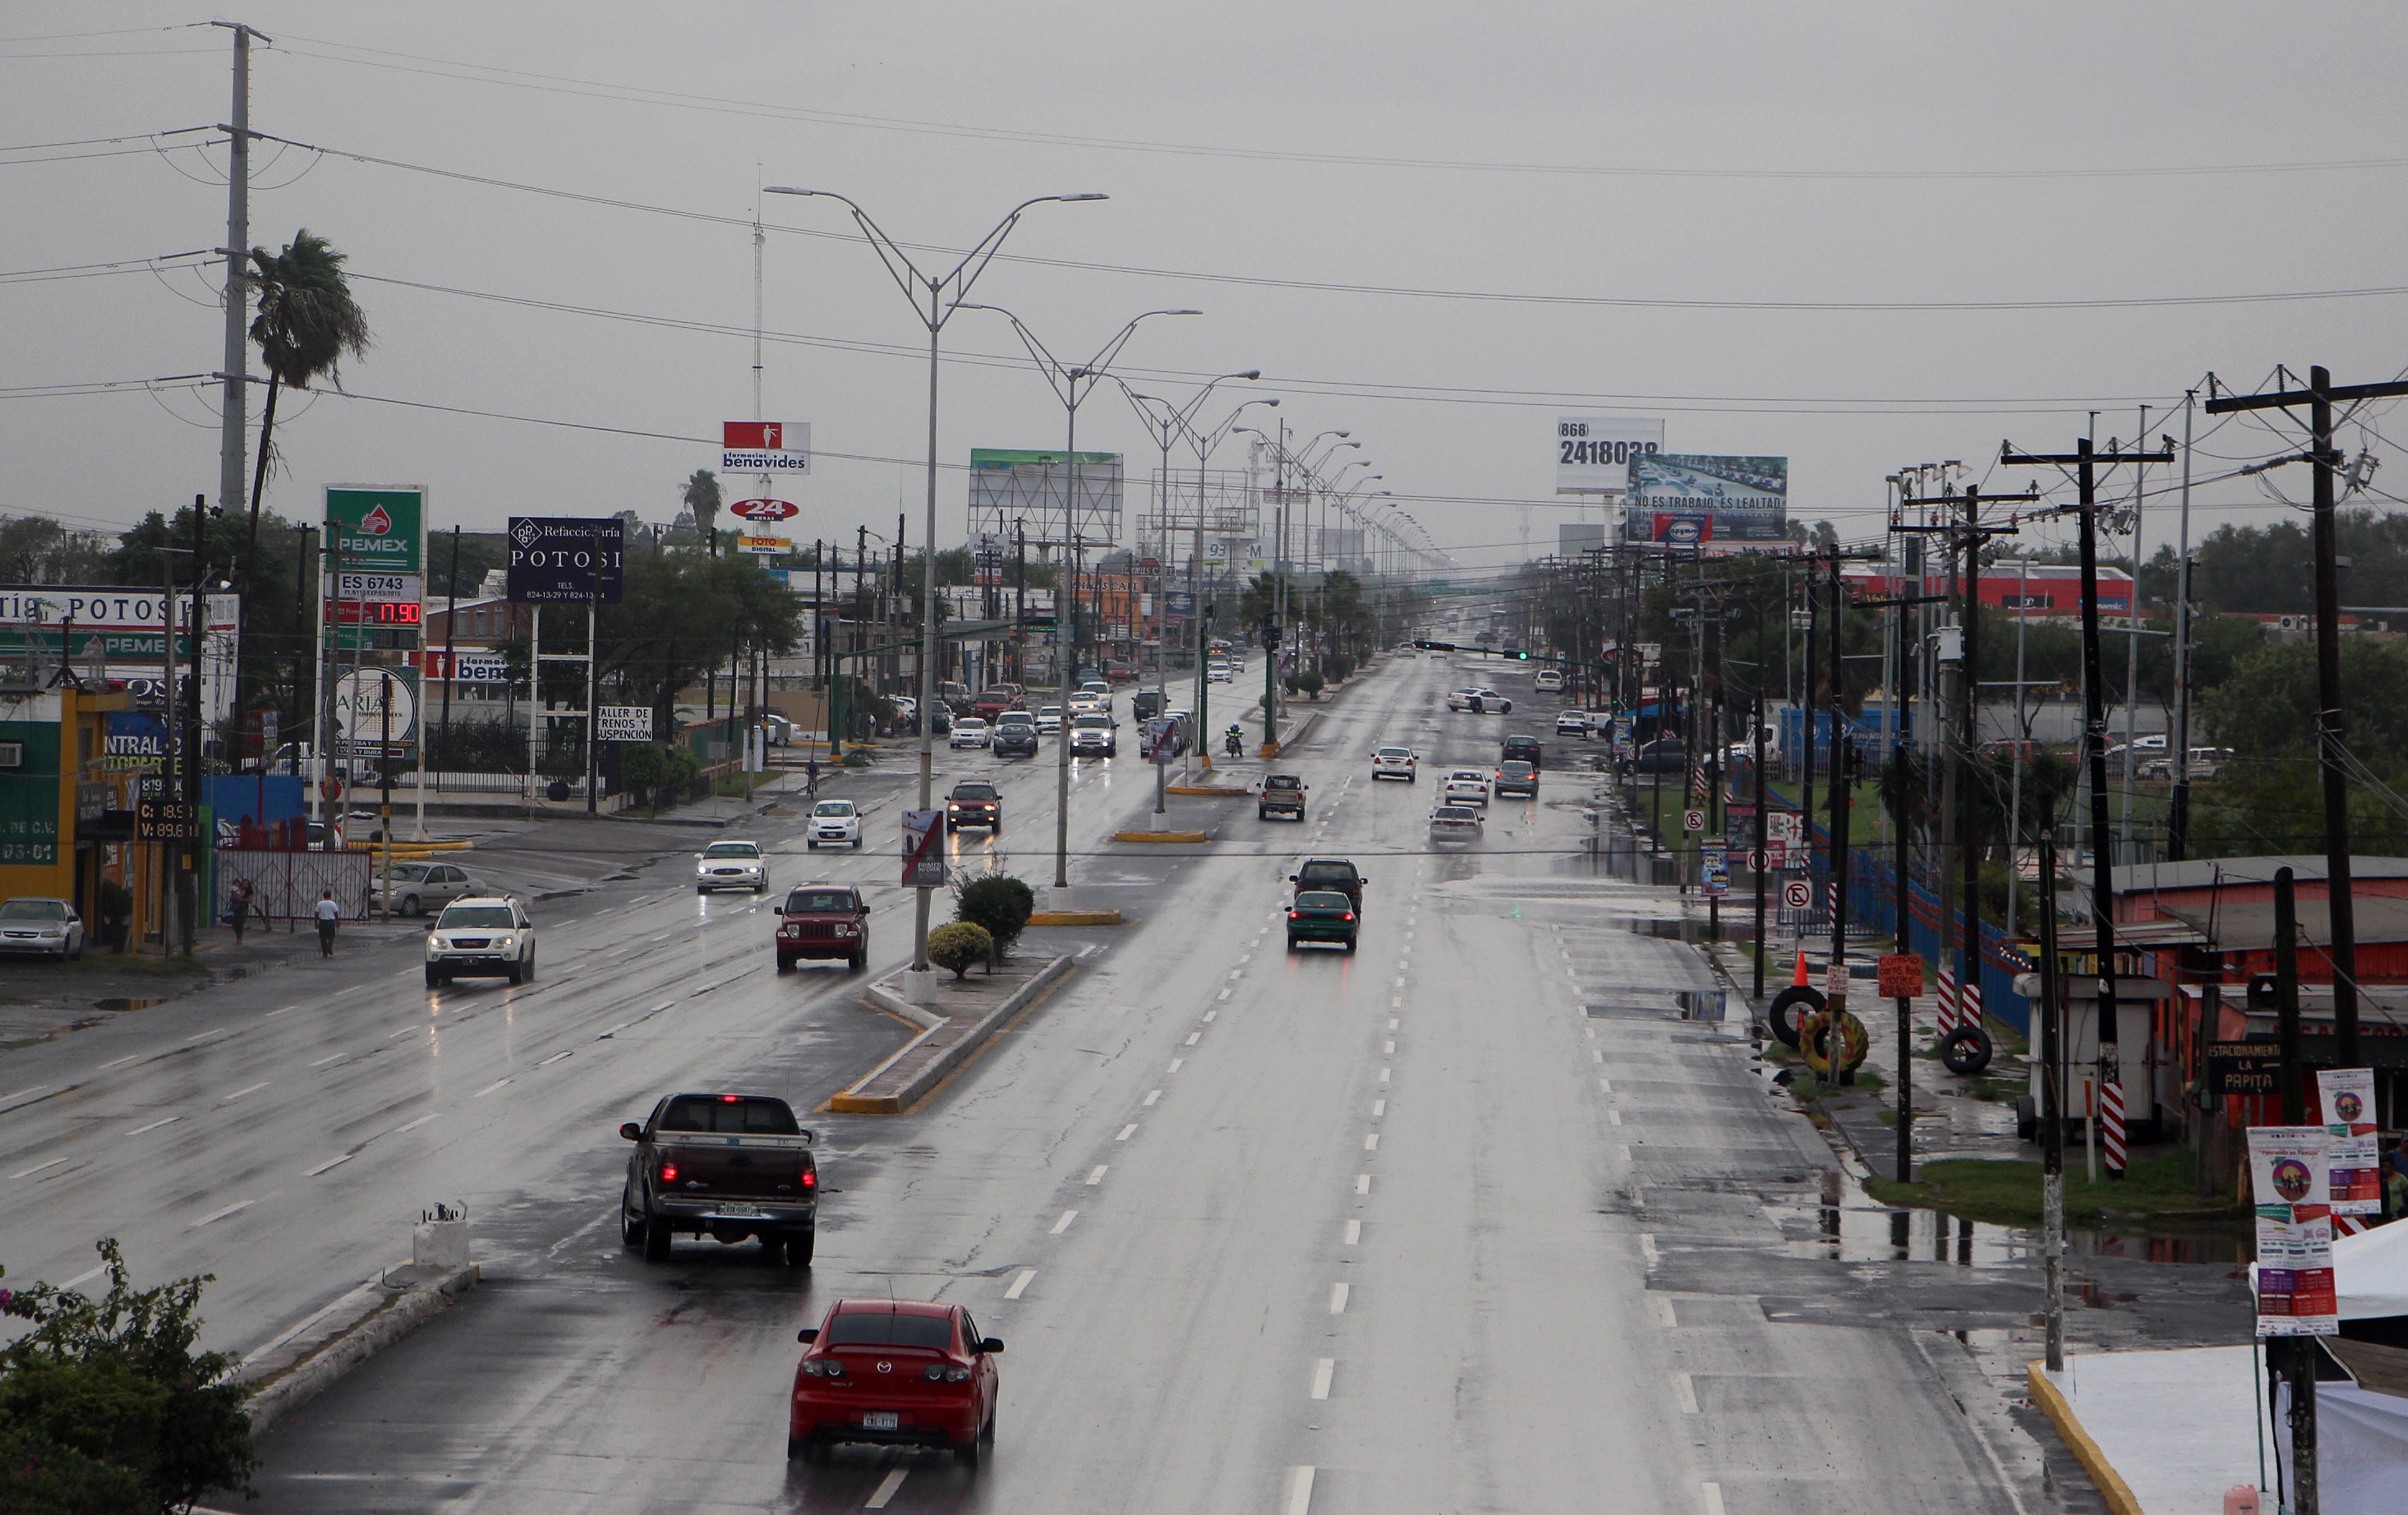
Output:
[
  {"xmin": 1699, "ymin": 847, "xmax": 1729, "ymax": 898},
  {"xmin": 2249, "ymin": 1124, "xmax": 2338, "ymax": 1337},
  {"xmin": 2317, "ymin": 1067, "xmax": 2383, "ymax": 1216}
]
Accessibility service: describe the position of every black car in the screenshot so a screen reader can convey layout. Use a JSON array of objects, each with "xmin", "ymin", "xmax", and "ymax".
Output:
[
  {"xmin": 1286, "ymin": 891, "xmax": 1359, "ymax": 953},
  {"xmin": 1501, "ymin": 734, "xmax": 1544, "ymax": 770},
  {"xmin": 1132, "ymin": 689, "xmax": 1164, "ymax": 721},
  {"xmin": 1495, "ymin": 760, "xmax": 1539, "ymax": 798},
  {"xmin": 992, "ymin": 719, "xmax": 1039, "ymax": 758},
  {"xmin": 945, "ymin": 781, "xmax": 1001, "ymax": 832}
]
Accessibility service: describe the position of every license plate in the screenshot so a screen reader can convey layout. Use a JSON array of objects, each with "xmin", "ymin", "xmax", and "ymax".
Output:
[
  {"xmin": 711, "ymin": 1203, "xmax": 766, "ymax": 1218},
  {"xmin": 863, "ymin": 1411, "xmax": 900, "ymax": 1430}
]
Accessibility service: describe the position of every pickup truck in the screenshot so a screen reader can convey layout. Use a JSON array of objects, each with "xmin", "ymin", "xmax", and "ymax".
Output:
[
  {"xmin": 776, "ymin": 884, "xmax": 869, "ymax": 972},
  {"xmin": 1258, "ymin": 773, "xmax": 1308, "ymax": 821},
  {"xmin": 619, "ymin": 1092, "xmax": 818, "ymax": 1266}
]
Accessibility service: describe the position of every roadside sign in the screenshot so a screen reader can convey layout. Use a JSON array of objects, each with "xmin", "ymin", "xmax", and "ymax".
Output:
[
  {"xmin": 1824, "ymin": 963, "xmax": 1850, "ymax": 998},
  {"xmin": 1782, "ymin": 880, "xmax": 1812, "ymax": 910},
  {"xmin": 507, "ymin": 517, "xmax": 626, "ymax": 604},
  {"xmin": 335, "ymin": 571, "xmax": 422, "ymax": 603},
  {"xmin": 728, "ymin": 498, "xmax": 799, "ymax": 523},
  {"xmin": 901, "ymin": 808, "xmax": 946, "ymax": 889},
  {"xmin": 1876, "ymin": 953, "xmax": 1924, "ymax": 999},
  {"xmin": 1682, "ymin": 808, "xmax": 1706, "ymax": 832},
  {"xmin": 596, "ymin": 706, "xmax": 655, "ymax": 743},
  {"xmin": 723, "ymin": 421, "xmax": 811, "ymax": 473},
  {"xmin": 136, "ymin": 797, "xmax": 201, "ymax": 841},
  {"xmin": 331, "ymin": 666, "xmax": 419, "ymax": 758},
  {"xmin": 2206, "ymin": 1042, "xmax": 2286, "ymax": 1097},
  {"xmin": 2248, "ymin": 1126, "xmax": 2338, "ymax": 1338},
  {"xmin": 737, "ymin": 535, "xmax": 790, "ymax": 556}
]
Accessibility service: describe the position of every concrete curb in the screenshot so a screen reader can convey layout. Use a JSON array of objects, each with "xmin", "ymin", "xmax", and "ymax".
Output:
[
  {"xmin": 239, "ymin": 1263, "xmax": 480, "ymax": 1435},
  {"xmin": 1165, "ymin": 785, "xmax": 1247, "ymax": 797},
  {"xmin": 1028, "ymin": 909, "xmax": 1123, "ymax": 927},
  {"xmin": 1114, "ymin": 830, "xmax": 1208, "ymax": 843},
  {"xmin": 831, "ymin": 954, "xmax": 1075, "ymax": 1114},
  {"xmin": 2025, "ymin": 1361, "xmax": 2143, "ymax": 1515}
]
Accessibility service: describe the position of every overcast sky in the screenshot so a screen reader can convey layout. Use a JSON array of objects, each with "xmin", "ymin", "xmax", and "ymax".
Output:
[{"xmin": 5, "ymin": 1, "xmax": 2406, "ymax": 576}]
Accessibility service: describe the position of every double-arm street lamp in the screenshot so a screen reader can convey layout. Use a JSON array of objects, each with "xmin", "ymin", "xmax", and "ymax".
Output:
[
  {"xmin": 764, "ymin": 186, "xmax": 1104, "ymax": 979},
  {"xmin": 951, "ymin": 302, "xmax": 1199, "ymax": 891}
]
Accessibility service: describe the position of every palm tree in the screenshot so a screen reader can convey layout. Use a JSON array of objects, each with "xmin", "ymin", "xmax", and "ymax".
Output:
[
  {"xmin": 244, "ymin": 229, "xmax": 371, "ymax": 588},
  {"xmin": 682, "ymin": 470, "xmax": 723, "ymax": 555}
]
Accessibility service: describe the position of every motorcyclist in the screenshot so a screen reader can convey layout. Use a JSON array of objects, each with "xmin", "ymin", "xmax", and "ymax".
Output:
[{"xmin": 1223, "ymin": 725, "xmax": 1244, "ymax": 758}]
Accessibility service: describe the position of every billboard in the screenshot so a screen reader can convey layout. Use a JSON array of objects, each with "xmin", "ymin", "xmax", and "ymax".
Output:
[
  {"xmin": 507, "ymin": 517, "xmax": 627, "ymax": 603},
  {"xmin": 325, "ymin": 486, "xmax": 426, "ymax": 575},
  {"xmin": 0, "ymin": 588, "xmax": 241, "ymax": 729},
  {"xmin": 722, "ymin": 421, "xmax": 811, "ymax": 473},
  {"xmin": 1555, "ymin": 417, "xmax": 1664, "ymax": 495},
  {"xmin": 1559, "ymin": 523, "xmax": 1607, "ymax": 556},
  {"xmin": 969, "ymin": 448, "xmax": 1122, "ymax": 556},
  {"xmin": 1624, "ymin": 454, "xmax": 1789, "ymax": 552}
]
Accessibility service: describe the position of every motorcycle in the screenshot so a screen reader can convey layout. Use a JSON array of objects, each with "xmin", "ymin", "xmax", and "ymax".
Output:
[{"xmin": 1223, "ymin": 727, "xmax": 1245, "ymax": 758}]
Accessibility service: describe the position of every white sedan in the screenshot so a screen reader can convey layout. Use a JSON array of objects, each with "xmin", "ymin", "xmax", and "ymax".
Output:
[
  {"xmin": 806, "ymin": 799, "xmax": 863, "ymax": 850},
  {"xmin": 949, "ymin": 717, "xmax": 992, "ymax": 749},
  {"xmin": 1429, "ymin": 804, "xmax": 1484, "ymax": 841},
  {"xmin": 1035, "ymin": 706, "xmax": 1066, "ymax": 734},
  {"xmin": 1370, "ymin": 746, "xmax": 1418, "ymax": 781},
  {"xmin": 1442, "ymin": 768, "xmax": 1491, "ymax": 806},
  {"xmin": 0, "ymin": 897, "xmax": 82, "ymax": 960},
  {"xmin": 1556, "ymin": 711, "xmax": 1591, "ymax": 738},
  {"xmin": 1446, "ymin": 688, "xmax": 1512, "ymax": 714},
  {"xmin": 695, "ymin": 840, "xmax": 767, "ymax": 893},
  {"xmin": 1207, "ymin": 662, "xmax": 1234, "ymax": 684}
]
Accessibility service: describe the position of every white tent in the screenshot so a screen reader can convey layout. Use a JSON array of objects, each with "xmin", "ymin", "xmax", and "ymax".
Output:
[{"xmin": 2334, "ymin": 1218, "xmax": 2408, "ymax": 1320}]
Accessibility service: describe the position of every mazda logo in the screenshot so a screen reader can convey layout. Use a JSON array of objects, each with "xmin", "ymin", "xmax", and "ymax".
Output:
[{"xmin": 875, "ymin": 1361, "xmax": 892, "ymax": 1375}]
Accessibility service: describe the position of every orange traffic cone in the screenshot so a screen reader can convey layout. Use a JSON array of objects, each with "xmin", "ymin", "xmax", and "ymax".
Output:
[{"xmin": 1793, "ymin": 948, "xmax": 1810, "ymax": 988}]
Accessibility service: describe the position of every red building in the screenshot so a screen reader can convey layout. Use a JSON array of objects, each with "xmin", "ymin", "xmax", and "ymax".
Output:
[{"xmin": 1844, "ymin": 562, "xmax": 2134, "ymax": 618}]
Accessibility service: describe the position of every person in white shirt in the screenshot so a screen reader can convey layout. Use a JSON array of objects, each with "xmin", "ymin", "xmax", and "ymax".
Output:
[{"xmin": 314, "ymin": 888, "xmax": 340, "ymax": 957}]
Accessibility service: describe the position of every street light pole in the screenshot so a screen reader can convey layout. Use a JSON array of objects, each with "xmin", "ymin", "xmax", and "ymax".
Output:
[
  {"xmin": 767, "ymin": 186, "xmax": 1105, "ymax": 975},
  {"xmin": 953, "ymin": 302, "xmax": 1200, "ymax": 890}
]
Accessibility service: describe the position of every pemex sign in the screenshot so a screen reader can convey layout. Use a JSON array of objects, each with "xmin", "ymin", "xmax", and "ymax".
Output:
[{"xmin": 325, "ymin": 486, "xmax": 426, "ymax": 575}]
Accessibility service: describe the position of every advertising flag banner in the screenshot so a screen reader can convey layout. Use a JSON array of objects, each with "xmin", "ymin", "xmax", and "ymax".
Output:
[
  {"xmin": 1700, "ymin": 847, "xmax": 1729, "ymax": 898},
  {"xmin": 723, "ymin": 421, "xmax": 812, "ymax": 472},
  {"xmin": 1554, "ymin": 417, "xmax": 1664, "ymax": 495},
  {"xmin": 2249, "ymin": 1125, "xmax": 2338, "ymax": 1337},
  {"xmin": 901, "ymin": 808, "xmax": 946, "ymax": 889},
  {"xmin": 1624, "ymin": 455, "xmax": 1789, "ymax": 552},
  {"xmin": 2318, "ymin": 1067, "xmax": 2383, "ymax": 1216}
]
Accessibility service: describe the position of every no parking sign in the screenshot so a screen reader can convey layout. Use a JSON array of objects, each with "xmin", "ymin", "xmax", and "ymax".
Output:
[{"xmin": 1782, "ymin": 880, "xmax": 1812, "ymax": 910}]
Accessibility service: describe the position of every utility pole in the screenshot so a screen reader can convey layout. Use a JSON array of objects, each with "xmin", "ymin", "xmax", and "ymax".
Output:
[
  {"xmin": 2038, "ymin": 831, "xmax": 2066, "ymax": 1373},
  {"xmin": 2001, "ymin": 436, "xmax": 2171, "ymax": 1177},
  {"xmin": 2205, "ymin": 365, "xmax": 2408, "ymax": 1070},
  {"xmin": 210, "ymin": 23, "xmax": 263, "ymax": 549},
  {"xmin": 2272, "ymin": 863, "xmax": 2318, "ymax": 1515},
  {"xmin": 2168, "ymin": 389, "xmax": 2199, "ymax": 860},
  {"xmin": 1751, "ymin": 596, "xmax": 1768, "ymax": 1004},
  {"xmin": 1824, "ymin": 550, "xmax": 1854, "ymax": 1086}
]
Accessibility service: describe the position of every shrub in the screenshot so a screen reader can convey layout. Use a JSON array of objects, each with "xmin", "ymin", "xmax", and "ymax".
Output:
[
  {"xmin": 842, "ymin": 748, "xmax": 878, "ymax": 768},
  {"xmin": 953, "ymin": 873, "xmax": 1035, "ymax": 968},
  {"xmin": 1288, "ymin": 667, "xmax": 1326, "ymax": 700},
  {"xmin": 926, "ymin": 922, "xmax": 993, "ymax": 980},
  {"xmin": 0, "ymin": 1240, "xmax": 258, "ymax": 1514},
  {"xmin": 617, "ymin": 742, "xmax": 669, "ymax": 792}
]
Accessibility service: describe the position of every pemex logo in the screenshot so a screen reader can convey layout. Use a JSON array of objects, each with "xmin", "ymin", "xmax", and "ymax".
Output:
[{"xmin": 358, "ymin": 504, "xmax": 394, "ymax": 536}]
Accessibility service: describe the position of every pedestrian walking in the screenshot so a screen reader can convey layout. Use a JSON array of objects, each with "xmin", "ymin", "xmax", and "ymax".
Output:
[
  {"xmin": 314, "ymin": 887, "xmax": 340, "ymax": 957},
  {"xmin": 228, "ymin": 877, "xmax": 255, "ymax": 945}
]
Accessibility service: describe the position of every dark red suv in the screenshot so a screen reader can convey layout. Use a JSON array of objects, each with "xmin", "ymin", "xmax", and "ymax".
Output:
[
  {"xmin": 790, "ymin": 1300, "xmax": 1001, "ymax": 1467},
  {"xmin": 776, "ymin": 885, "xmax": 869, "ymax": 972}
]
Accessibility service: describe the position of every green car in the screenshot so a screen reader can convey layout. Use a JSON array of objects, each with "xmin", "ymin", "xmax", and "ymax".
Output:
[{"xmin": 1286, "ymin": 890, "xmax": 1359, "ymax": 953}]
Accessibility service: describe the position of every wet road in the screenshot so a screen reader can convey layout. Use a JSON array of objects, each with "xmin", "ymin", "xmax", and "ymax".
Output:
[{"xmin": 12, "ymin": 651, "xmax": 2088, "ymax": 1513}]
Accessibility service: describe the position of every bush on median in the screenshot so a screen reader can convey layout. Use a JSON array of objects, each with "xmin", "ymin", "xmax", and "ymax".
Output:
[
  {"xmin": 927, "ymin": 922, "xmax": 994, "ymax": 981},
  {"xmin": 952, "ymin": 873, "xmax": 1035, "ymax": 969}
]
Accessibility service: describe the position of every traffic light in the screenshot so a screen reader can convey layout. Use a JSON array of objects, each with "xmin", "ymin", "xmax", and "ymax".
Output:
[
  {"xmin": 1513, "ymin": 649, "xmax": 1530, "ymax": 661},
  {"xmin": 1261, "ymin": 616, "xmax": 1281, "ymax": 649},
  {"xmin": 1414, "ymin": 638, "xmax": 1457, "ymax": 651}
]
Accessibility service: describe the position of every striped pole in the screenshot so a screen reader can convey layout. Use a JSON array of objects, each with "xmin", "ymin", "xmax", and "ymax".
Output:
[
  {"xmin": 1935, "ymin": 966, "xmax": 1960, "ymax": 1035},
  {"xmin": 2100, "ymin": 1080, "xmax": 2126, "ymax": 1177}
]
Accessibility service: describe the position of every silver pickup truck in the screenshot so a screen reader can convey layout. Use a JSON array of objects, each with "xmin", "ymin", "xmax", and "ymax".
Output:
[
  {"xmin": 619, "ymin": 1092, "xmax": 819, "ymax": 1267},
  {"xmin": 1258, "ymin": 773, "xmax": 1309, "ymax": 821}
]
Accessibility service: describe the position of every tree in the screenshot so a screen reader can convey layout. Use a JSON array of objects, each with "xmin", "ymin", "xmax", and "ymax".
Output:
[
  {"xmin": 0, "ymin": 517, "xmax": 109, "ymax": 583},
  {"xmin": 0, "ymin": 1240, "xmax": 258, "ymax": 1513},
  {"xmin": 244, "ymin": 230, "xmax": 371, "ymax": 588},
  {"xmin": 953, "ymin": 873, "xmax": 1034, "ymax": 968},
  {"xmin": 681, "ymin": 471, "xmax": 722, "ymax": 554}
]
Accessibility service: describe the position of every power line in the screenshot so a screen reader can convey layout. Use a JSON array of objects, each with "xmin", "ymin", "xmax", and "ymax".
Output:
[
  {"xmin": 269, "ymin": 33, "xmax": 2408, "ymax": 186},
  {"xmin": 256, "ymin": 132, "xmax": 2408, "ymax": 316}
]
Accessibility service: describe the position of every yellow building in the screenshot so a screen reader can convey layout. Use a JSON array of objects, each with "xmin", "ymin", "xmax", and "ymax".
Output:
[{"xmin": 0, "ymin": 684, "xmax": 159, "ymax": 950}]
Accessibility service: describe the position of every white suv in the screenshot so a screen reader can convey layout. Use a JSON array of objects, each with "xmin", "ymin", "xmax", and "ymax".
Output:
[
  {"xmin": 426, "ymin": 896, "xmax": 535, "ymax": 987},
  {"xmin": 1070, "ymin": 713, "xmax": 1118, "ymax": 757},
  {"xmin": 1535, "ymin": 670, "xmax": 1563, "ymax": 692},
  {"xmin": 806, "ymin": 799, "xmax": 863, "ymax": 850}
]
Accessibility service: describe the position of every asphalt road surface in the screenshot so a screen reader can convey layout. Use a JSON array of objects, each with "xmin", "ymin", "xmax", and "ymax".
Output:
[{"xmin": 3, "ymin": 652, "xmax": 2088, "ymax": 1513}]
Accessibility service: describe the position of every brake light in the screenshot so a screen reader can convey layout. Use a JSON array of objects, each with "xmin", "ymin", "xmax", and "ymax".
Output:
[
  {"xmin": 923, "ymin": 1362, "xmax": 974, "ymax": 1383},
  {"xmin": 801, "ymin": 1165, "xmax": 817, "ymax": 1190},
  {"xmin": 658, "ymin": 1161, "xmax": 679, "ymax": 1184},
  {"xmin": 1287, "ymin": 909, "xmax": 1299, "ymax": 919},
  {"xmin": 721, "ymin": 1094, "xmax": 740, "ymax": 1103},
  {"xmin": 1342, "ymin": 912, "xmax": 1355, "ymax": 922}
]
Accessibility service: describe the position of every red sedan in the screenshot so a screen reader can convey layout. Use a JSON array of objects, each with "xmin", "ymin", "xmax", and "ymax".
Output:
[{"xmin": 790, "ymin": 1300, "xmax": 1001, "ymax": 1467}]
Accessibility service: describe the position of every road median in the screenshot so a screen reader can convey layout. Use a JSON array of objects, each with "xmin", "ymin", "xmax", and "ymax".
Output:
[
  {"xmin": 1114, "ymin": 829, "xmax": 1208, "ymax": 843},
  {"xmin": 239, "ymin": 1260, "xmax": 480, "ymax": 1435},
  {"xmin": 831, "ymin": 952, "xmax": 1076, "ymax": 1113}
]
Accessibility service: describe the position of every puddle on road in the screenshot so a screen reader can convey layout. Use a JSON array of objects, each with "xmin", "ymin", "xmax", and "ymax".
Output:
[
  {"xmin": 90, "ymin": 997, "xmax": 164, "ymax": 1012},
  {"xmin": 1769, "ymin": 1189, "xmax": 2247, "ymax": 1267}
]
